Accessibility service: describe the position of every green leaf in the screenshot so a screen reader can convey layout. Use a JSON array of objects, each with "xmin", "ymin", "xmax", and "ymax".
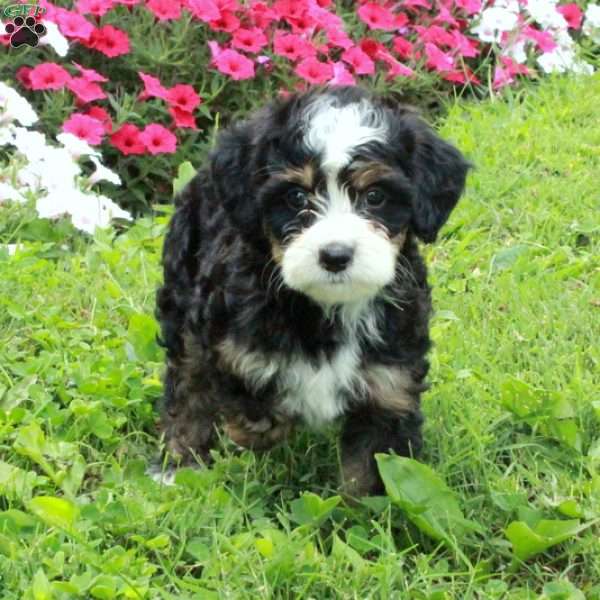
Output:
[
  {"xmin": 172, "ymin": 161, "xmax": 196, "ymax": 197},
  {"xmin": 376, "ymin": 454, "xmax": 481, "ymax": 545},
  {"xmin": 31, "ymin": 568, "xmax": 52, "ymax": 600},
  {"xmin": 541, "ymin": 580, "xmax": 586, "ymax": 600},
  {"xmin": 126, "ymin": 313, "xmax": 161, "ymax": 362},
  {"xmin": 505, "ymin": 519, "xmax": 582, "ymax": 561},
  {"xmin": 290, "ymin": 492, "xmax": 341, "ymax": 527},
  {"xmin": 29, "ymin": 496, "xmax": 79, "ymax": 533}
]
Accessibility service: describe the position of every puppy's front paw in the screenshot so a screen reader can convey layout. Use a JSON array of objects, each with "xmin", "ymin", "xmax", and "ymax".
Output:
[{"xmin": 224, "ymin": 414, "xmax": 293, "ymax": 450}]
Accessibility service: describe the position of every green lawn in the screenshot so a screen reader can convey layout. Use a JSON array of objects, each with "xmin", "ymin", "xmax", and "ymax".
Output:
[{"xmin": 1, "ymin": 75, "xmax": 599, "ymax": 599}]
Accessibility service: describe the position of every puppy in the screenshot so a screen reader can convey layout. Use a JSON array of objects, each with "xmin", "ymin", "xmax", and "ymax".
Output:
[{"xmin": 155, "ymin": 86, "xmax": 470, "ymax": 496}]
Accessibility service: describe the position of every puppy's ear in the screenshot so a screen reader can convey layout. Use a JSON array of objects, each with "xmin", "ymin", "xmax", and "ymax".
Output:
[
  {"xmin": 409, "ymin": 121, "xmax": 471, "ymax": 243},
  {"xmin": 210, "ymin": 119, "xmax": 264, "ymax": 239}
]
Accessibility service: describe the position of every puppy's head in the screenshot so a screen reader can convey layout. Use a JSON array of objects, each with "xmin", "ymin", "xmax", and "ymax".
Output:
[{"xmin": 210, "ymin": 87, "xmax": 470, "ymax": 306}]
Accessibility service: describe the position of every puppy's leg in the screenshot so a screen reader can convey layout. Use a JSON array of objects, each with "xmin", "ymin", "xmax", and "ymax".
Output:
[
  {"xmin": 160, "ymin": 362, "xmax": 217, "ymax": 466},
  {"xmin": 340, "ymin": 405, "xmax": 423, "ymax": 498}
]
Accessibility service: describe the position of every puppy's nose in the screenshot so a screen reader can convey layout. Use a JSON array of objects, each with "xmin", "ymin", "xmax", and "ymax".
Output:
[{"xmin": 319, "ymin": 243, "xmax": 354, "ymax": 273}]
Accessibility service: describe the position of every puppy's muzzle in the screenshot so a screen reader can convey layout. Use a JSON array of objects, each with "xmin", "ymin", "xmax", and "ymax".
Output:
[{"xmin": 319, "ymin": 242, "xmax": 355, "ymax": 273}]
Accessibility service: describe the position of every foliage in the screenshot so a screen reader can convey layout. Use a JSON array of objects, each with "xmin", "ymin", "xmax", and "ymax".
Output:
[
  {"xmin": 1, "ymin": 0, "xmax": 599, "ymax": 214},
  {"xmin": 0, "ymin": 74, "xmax": 598, "ymax": 597}
]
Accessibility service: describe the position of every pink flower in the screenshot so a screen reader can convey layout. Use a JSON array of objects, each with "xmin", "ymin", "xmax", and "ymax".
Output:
[
  {"xmin": 88, "ymin": 25, "xmax": 130, "ymax": 57},
  {"xmin": 295, "ymin": 57, "xmax": 333, "ymax": 84},
  {"xmin": 63, "ymin": 113, "xmax": 105, "ymax": 145},
  {"xmin": 415, "ymin": 25, "xmax": 454, "ymax": 48},
  {"xmin": 376, "ymin": 49, "xmax": 414, "ymax": 78},
  {"xmin": 73, "ymin": 62, "xmax": 108, "ymax": 83},
  {"xmin": 55, "ymin": 8, "xmax": 94, "ymax": 40},
  {"xmin": 342, "ymin": 46, "xmax": 375, "ymax": 75},
  {"xmin": 249, "ymin": 2, "xmax": 277, "ymax": 28},
  {"xmin": 450, "ymin": 30, "xmax": 479, "ymax": 58},
  {"xmin": 214, "ymin": 49, "xmax": 255, "ymax": 80},
  {"xmin": 403, "ymin": 0, "xmax": 431, "ymax": 8},
  {"xmin": 273, "ymin": 31, "xmax": 316, "ymax": 61},
  {"xmin": 29, "ymin": 63, "xmax": 71, "ymax": 90},
  {"xmin": 139, "ymin": 124, "xmax": 177, "ymax": 155},
  {"xmin": 443, "ymin": 68, "xmax": 480, "ymax": 85},
  {"xmin": 110, "ymin": 123, "xmax": 145, "ymax": 155},
  {"xmin": 169, "ymin": 106, "xmax": 198, "ymax": 129},
  {"xmin": 186, "ymin": 0, "xmax": 220, "ymax": 21},
  {"xmin": 76, "ymin": 0, "xmax": 115, "ymax": 16},
  {"xmin": 138, "ymin": 71, "xmax": 168, "ymax": 100},
  {"xmin": 359, "ymin": 38, "xmax": 384, "ymax": 59},
  {"xmin": 330, "ymin": 62, "xmax": 356, "ymax": 86},
  {"xmin": 424, "ymin": 43, "xmax": 454, "ymax": 72},
  {"xmin": 393, "ymin": 36, "xmax": 413, "ymax": 59},
  {"xmin": 273, "ymin": 0, "xmax": 306, "ymax": 21},
  {"xmin": 523, "ymin": 26, "xmax": 557, "ymax": 53},
  {"xmin": 326, "ymin": 27, "xmax": 353, "ymax": 50},
  {"xmin": 147, "ymin": 0, "xmax": 182, "ymax": 20},
  {"xmin": 67, "ymin": 77, "xmax": 107, "ymax": 103},
  {"xmin": 557, "ymin": 3, "xmax": 583, "ymax": 29},
  {"xmin": 209, "ymin": 10, "xmax": 240, "ymax": 32},
  {"xmin": 166, "ymin": 84, "xmax": 201, "ymax": 113},
  {"xmin": 454, "ymin": 0, "xmax": 481, "ymax": 15},
  {"xmin": 357, "ymin": 3, "xmax": 396, "ymax": 31},
  {"xmin": 85, "ymin": 106, "xmax": 113, "ymax": 133},
  {"xmin": 232, "ymin": 27, "xmax": 268, "ymax": 53}
]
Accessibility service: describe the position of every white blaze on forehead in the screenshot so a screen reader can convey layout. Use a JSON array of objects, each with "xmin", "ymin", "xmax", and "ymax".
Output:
[{"xmin": 304, "ymin": 97, "xmax": 387, "ymax": 173}]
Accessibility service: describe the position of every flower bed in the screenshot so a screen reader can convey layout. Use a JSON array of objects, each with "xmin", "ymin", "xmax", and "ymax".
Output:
[{"xmin": 1, "ymin": 0, "xmax": 599, "ymax": 225}]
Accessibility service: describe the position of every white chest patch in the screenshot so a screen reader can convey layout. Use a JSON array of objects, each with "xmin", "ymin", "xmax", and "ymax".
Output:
[{"xmin": 278, "ymin": 341, "xmax": 366, "ymax": 427}]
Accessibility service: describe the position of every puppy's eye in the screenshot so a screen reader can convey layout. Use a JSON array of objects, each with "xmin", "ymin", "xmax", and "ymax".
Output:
[
  {"xmin": 364, "ymin": 187, "xmax": 388, "ymax": 209},
  {"xmin": 286, "ymin": 187, "xmax": 309, "ymax": 211}
]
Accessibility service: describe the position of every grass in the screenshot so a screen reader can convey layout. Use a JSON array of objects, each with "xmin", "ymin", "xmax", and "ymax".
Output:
[{"xmin": 1, "ymin": 74, "xmax": 599, "ymax": 599}]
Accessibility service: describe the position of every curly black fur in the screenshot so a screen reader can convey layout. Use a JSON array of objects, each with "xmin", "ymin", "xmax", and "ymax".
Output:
[{"xmin": 155, "ymin": 86, "xmax": 470, "ymax": 496}]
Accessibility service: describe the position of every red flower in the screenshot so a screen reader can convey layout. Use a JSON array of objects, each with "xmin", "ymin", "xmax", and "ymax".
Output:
[
  {"xmin": 357, "ymin": 3, "xmax": 396, "ymax": 31},
  {"xmin": 187, "ymin": 0, "xmax": 220, "ymax": 22},
  {"xmin": 342, "ymin": 46, "xmax": 375, "ymax": 75},
  {"xmin": 209, "ymin": 10, "xmax": 240, "ymax": 32},
  {"xmin": 169, "ymin": 106, "xmax": 198, "ymax": 129},
  {"xmin": 85, "ymin": 106, "xmax": 113, "ymax": 133},
  {"xmin": 67, "ymin": 77, "xmax": 107, "ymax": 103},
  {"xmin": 147, "ymin": 0, "xmax": 182, "ymax": 21},
  {"xmin": 16, "ymin": 66, "xmax": 33, "ymax": 89},
  {"xmin": 166, "ymin": 84, "xmax": 201, "ymax": 113},
  {"xmin": 295, "ymin": 57, "xmax": 333, "ymax": 84},
  {"xmin": 273, "ymin": 31, "xmax": 316, "ymax": 61},
  {"xmin": 424, "ymin": 43, "xmax": 454, "ymax": 72},
  {"xmin": 557, "ymin": 3, "xmax": 583, "ymax": 29},
  {"xmin": 139, "ymin": 124, "xmax": 177, "ymax": 155},
  {"xmin": 88, "ymin": 25, "xmax": 130, "ymax": 57},
  {"xmin": 359, "ymin": 38, "xmax": 384, "ymax": 59},
  {"xmin": 76, "ymin": 0, "xmax": 115, "ymax": 16},
  {"xmin": 110, "ymin": 123, "xmax": 146, "ymax": 155},
  {"xmin": 232, "ymin": 27, "xmax": 268, "ymax": 53},
  {"xmin": 214, "ymin": 49, "xmax": 255, "ymax": 80},
  {"xmin": 73, "ymin": 62, "xmax": 108, "ymax": 83},
  {"xmin": 29, "ymin": 63, "xmax": 72, "ymax": 90},
  {"xmin": 138, "ymin": 71, "xmax": 168, "ymax": 101},
  {"xmin": 62, "ymin": 113, "xmax": 105, "ymax": 145},
  {"xmin": 55, "ymin": 8, "xmax": 94, "ymax": 40}
]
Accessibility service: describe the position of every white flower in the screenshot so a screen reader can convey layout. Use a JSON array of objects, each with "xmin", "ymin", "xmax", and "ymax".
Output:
[
  {"xmin": 38, "ymin": 21, "xmax": 69, "ymax": 57},
  {"xmin": 0, "ymin": 82, "xmax": 38, "ymax": 127},
  {"xmin": 0, "ymin": 123, "xmax": 16, "ymax": 146},
  {"xmin": 0, "ymin": 182, "xmax": 26, "ymax": 203},
  {"xmin": 36, "ymin": 189, "xmax": 81, "ymax": 220},
  {"xmin": 472, "ymin": 7, "xmax": 519, "ymax": 43},
  {"xmin": 1, "ymin": 244, "xmax": 24, "ymax": 256},
  {"xmin": 88, "ymin": 155, "xmax": 121, "ymax": 186},
  {"xmin": 12, "ymin": 127, "xmax": 51, "ymax": 162},
  {"xmin": 583, "ymin": 4, "xmax": 600, "ymax": 43},
  {"xmin": 17, "ymin": 146, "xmax": 81, "ymax": 193},
  {"xmin": 57, "ymin": 132, "xmax": 99, "ymax": 160},
  {"xmin": 526, "ymin": 0, "xmax": 568, "ymax": 30},
  {"xmin": 505, "ymin": 39, "xmax": 527, "ymax": 63}
]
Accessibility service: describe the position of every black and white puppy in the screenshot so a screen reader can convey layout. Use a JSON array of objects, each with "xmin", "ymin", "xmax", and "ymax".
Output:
[{"xmin": 155, "ymin": 86, "xmax": 470, "ymax": 496}]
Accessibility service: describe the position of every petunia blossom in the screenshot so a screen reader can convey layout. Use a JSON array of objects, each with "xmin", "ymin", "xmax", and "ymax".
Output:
[
  {"xmin": 62, "ymin": 113, "xmax": 105, "ymax": 145},
  {"xmin": 357, "ymin": 3, "xmax": 396, "ymax": 31},
  {"xmin": 138, "ymin": 72, "xmax": 168, "ymax": 100},
  {"xmin": 214, "ymin": 49, "xmax": 255, "ymax": 80},
  {"xmin": 88, "ymin": 25, "xmax": 130, "ymax": 57},
  {"xmin": 231, "ymin": 27, "xmax": 268, "ymax": 53},
  {"xmin": 166, "ymin": 84, "xmax": 201, "ymax": 113},
  {"xmin": 295, "ymin": 57, "xmax": 333, "ymax": 84},
  {"xmin": 67, "ymin": 77, "xmax": 107, "ymax": 103},
  {"xmin": 147, "ymin": 0, "xmax": 182, "ymax": 21},
  {"xmin": 29, "ymin": 63, "xmax": 71, "ymax": 90},
  {"xmin": 110, "ymin": 123, "xmax": 146, "ymax": 155},
  {"xmin": 139, "ymin": 123, "xmax": 177, "ymax": 155},
  {"xmin": 341, "ymin": 46, "xmax": 375, "ymax": 75}
]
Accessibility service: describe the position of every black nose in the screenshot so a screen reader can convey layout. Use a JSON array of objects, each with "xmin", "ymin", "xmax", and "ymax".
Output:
[{"xmin": 319, "ymin": 243, "xmax": 354, "ymax": 273}]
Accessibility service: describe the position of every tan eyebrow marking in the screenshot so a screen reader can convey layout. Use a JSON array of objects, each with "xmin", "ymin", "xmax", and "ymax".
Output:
[
  {"xmin": 273, "ymin": 164, "xmax": 315, "ymax": 189},
  {"xmin": 349, "ymin": 162, "xmax": 394, "ymax": 190}
]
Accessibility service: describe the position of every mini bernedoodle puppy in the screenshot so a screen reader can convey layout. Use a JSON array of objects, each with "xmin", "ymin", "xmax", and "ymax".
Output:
[{"xmin": 155, "ymin": 86, "xmax": 470, "ymax": 496}]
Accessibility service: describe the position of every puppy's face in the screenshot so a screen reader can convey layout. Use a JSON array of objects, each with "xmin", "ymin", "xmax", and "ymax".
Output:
[{"xmin": 213, "ymin": 88, "xmax": 470, "ymax": 306}]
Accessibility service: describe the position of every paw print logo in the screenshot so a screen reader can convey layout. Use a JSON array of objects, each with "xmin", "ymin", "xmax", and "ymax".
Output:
[{"xmin": 4, "ymin": 15, "xmax": 46, "ymax": 48}]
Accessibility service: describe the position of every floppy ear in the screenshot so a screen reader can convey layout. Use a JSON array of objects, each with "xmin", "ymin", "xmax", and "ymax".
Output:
[
  {"xmin": 409, "ymin": 121, "xmax": 471, "ymax": 243},
  {"xmin": 209, "ymin": 118, "xmax": 267, "ymax": 240}
]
